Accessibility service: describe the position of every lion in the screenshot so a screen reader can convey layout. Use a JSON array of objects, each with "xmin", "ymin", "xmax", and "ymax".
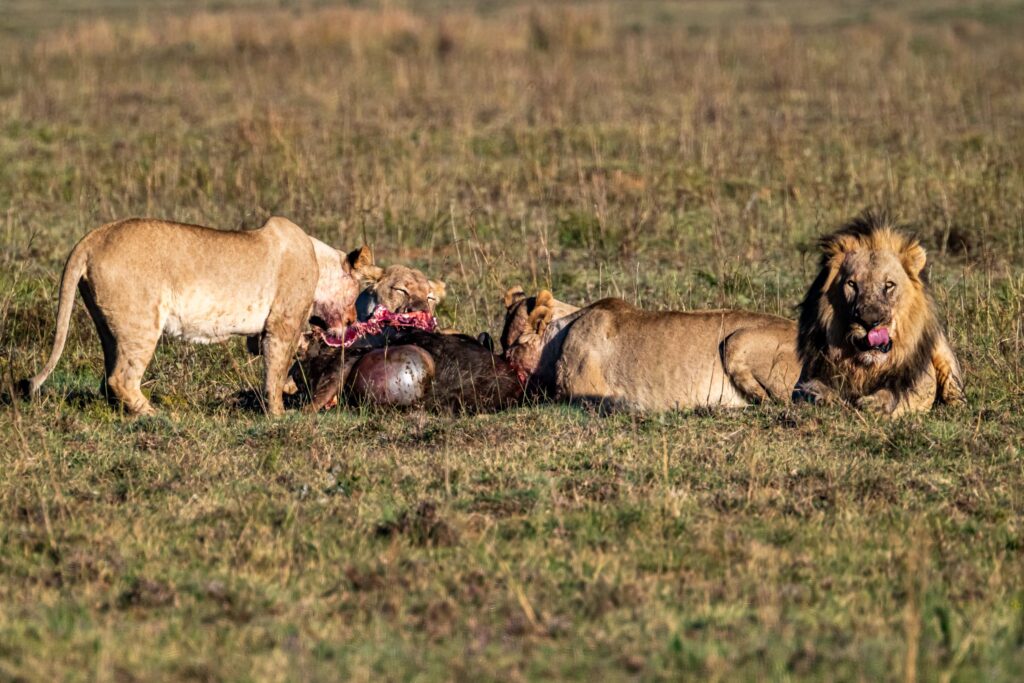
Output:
[
  {"xmin": 500, "ymin": 287, "xmax": 800, "ymax": 411},
  {"xmin": 21, "ymin": 216, "xmax": 361, "ymax": 416},
  {"xmin": 349, "ymin": 253, "xmax": 446, "ymax": 320},
  {"xmin": 286, "ymin": 258, "xmax": 448, "ymax": 410},
  {"xmin": 794, "ymin": 210, "xmax": 966, "ymax": 415}
]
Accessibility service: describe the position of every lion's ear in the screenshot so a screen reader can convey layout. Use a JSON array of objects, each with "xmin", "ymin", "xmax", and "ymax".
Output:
[
  {"xmin": 429, "ymin": 280, "xmax": 447, "ymax": 302},
  {"xmin": 901, "ymin": 240, "xmax": 927, "ymax": 279},
  {"xmin": 527, "ymin": 301, "xmax": 553, "ymax": 335},
  {"xmin": 345, "ymin": 246, "xmax": 383, "ymax": 281},
  {"xmin": 504, "ymin": 286, "xmax": 526, "ymax": 310}
]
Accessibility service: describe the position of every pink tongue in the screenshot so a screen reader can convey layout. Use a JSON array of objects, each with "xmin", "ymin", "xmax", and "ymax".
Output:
[{"xmin": 867, "ymin": 327, "xmax": 890, "ymax": 347}]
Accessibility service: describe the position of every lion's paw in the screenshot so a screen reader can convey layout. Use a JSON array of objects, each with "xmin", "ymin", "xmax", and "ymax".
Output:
[
  {"xmin": 939, "ymin": 381, "xmax": 967, "ymax": 407},
  {"xmin": 855, "ymin": 391, "xmax": 897, "ymax": 415},
  {"xmin": 793, "ymin": 380, "xmax": 834, "ymax": 406}
]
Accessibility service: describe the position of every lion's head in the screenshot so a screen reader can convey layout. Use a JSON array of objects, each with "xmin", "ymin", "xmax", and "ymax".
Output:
[
  {"xmin": 797, "ymin": 210, "xmax": 941, "ymax": 398},
  {"xmin": 500, "ymin": 287, "xmax": 552, "ymax": 375},
  {"xmin": 345, "ymin": 247, "xmax": 446, "ymax": 320},
  {"xmin": 500, "ymin": 286, "xmax": 580, "ymax": 380}
]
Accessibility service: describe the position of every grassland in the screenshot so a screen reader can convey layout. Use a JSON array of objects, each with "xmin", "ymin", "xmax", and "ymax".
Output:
[{"xmin": 1, "ymin": 1, "xmax": 1023, "ymax": 680}]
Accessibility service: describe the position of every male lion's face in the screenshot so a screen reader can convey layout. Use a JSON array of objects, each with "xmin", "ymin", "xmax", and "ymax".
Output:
[
  {"xmin": 831, "ymin": 243, "xmax": 925, "ymax": 366},
  {"xmin": 345, "ymin": 248, "xmax": 445, "ymax": 320}
]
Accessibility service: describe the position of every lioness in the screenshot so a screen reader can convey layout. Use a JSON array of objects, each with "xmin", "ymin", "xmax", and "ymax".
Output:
[
  {"xmin": 22, "ymin": 217, "xmax": 360, "ymax": 416},
  {"xmin": 795, "ymin": 211, "xmax": 966, "ymax": 415},
  {"xmin": 500, "ymin": 288, "xmax": 800, "ymax": 411},
  {"xmin": 349, "ymin": 253, "xmax": 446, "ymax": 320},
  {"xmin": 288, "ymin": 258, "xmax": 448, "ymax": 410}
]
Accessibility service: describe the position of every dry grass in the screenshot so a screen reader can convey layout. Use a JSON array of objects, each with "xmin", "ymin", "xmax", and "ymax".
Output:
[{"xmin": 1, "ymin": 1, "xmax": 1023, "ymax": 680}]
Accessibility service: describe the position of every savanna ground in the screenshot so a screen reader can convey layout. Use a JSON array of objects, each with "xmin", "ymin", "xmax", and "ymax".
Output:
[{"xmin": 1, "ymin": 0, "xmax": 1023, "ymax": 679}]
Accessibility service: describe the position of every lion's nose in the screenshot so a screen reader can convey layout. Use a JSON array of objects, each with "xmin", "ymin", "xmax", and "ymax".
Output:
[{"xmin": 858, "ymin": 311, "xmax": 885, "ymax": 329}]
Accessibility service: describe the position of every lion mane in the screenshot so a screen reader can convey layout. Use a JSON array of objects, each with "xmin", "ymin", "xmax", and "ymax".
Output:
[{"xmin": 797, "ymin": 209, "xmax": 962, "ymax": 411}]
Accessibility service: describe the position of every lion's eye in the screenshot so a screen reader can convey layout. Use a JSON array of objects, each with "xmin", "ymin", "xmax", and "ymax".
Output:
[
  {"xmin": 884, "ymin": 281, "xmax": 896, "ymax": 293},
  {"xmin": 845, "ymin": 280, "xmax": 858, "ymax": 292},
  {"xmin": 392, "ymin": 287, "xmax": 409, "ymax": 296}
]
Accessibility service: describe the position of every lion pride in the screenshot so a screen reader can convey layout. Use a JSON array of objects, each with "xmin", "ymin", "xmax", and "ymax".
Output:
[{"xmin": 795, "ymin": 211, "xmax": 966, "ymax": 415}]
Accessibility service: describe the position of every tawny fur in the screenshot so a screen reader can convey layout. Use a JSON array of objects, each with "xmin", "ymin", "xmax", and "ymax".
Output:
[
  {"xmin": 796, "ymin": 210, "xmax": 966, "ymax": 415},
  {"xmin": 23, "ymin": 216, "xmax": 359, "ymax": 416},
  {"xmin": 349, "ymin": 252, "xmax": 446, "ymax": 315},
  {"xmin": 500, "ymin": 287, "xmax": 800, "ymax": 412}
]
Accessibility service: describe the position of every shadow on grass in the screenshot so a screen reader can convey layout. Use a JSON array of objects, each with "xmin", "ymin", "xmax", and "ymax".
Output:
[
  {"xmin": 223, "ymin": 388, "xmax": 308, "ymax": 414},
  {"xmin": 0, "ymin": 384, "xmax": 105, "ymax": 411}
]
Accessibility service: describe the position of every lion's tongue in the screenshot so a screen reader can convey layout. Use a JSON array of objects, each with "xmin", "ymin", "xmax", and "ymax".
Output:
[{"xmin": 867, "ymin": 327, "xmax": 890, "ymax": 347}]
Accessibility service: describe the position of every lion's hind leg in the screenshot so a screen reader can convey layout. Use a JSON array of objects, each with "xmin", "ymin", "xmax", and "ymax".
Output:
[
  {"xmin": 106, "ymin": 330, "xmax": 160, "ymax": 416},
  {"xmin": 721, "ymin": 324, "xmax": 800, "ymax": 404},
  {"xmin": 79, "ymin": 279, "xmax": 160, "ymax": 416}
]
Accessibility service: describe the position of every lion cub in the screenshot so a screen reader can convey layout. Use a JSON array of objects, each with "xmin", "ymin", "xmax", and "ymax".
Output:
[{"xmin": 22, "ymin": 216, "xmax": 360, "ymax": 416}]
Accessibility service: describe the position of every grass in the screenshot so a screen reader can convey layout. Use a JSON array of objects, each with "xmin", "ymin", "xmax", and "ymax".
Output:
[{"xmin": 1, "ymin": 0, "xmax": 1023, "ymax": 679}]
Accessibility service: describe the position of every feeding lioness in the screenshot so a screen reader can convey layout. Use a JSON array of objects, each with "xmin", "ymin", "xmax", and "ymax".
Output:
[
  {"xmin": 286, "ymin": 257, "xmax": 448, "ymax": 410},
  {"xmin": 500, "ymin": 288, "xmax": 800, "ymax": 411},
  {"xmin": 22, "ymin": 216, "xmax": 360, "ymax": 416},
  {"xmin": 794, "ymin": 211, "xmax": 966, "ymax": 415}
]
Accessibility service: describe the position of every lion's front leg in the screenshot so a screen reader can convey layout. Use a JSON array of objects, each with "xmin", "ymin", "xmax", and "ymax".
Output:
[
  {"xmin": 932, "ymin": 334, "xmax": 966, "ymax": 406},
  {"xmin": 262, "ymin": 331, "xmax": 298, "ymax": 416}
]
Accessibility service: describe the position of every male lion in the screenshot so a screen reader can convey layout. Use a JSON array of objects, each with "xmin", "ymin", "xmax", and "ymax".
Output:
[
  {"xmin": 22, "ymin": 217, "xmax": 360, "ymax": 416},
  {"xmin": 795, "ymin": 211, "xmax": 966, "ymax": 415},
  {"xmin": 500, "ymin": 288, "xmax": 800, "ymax": 411}
]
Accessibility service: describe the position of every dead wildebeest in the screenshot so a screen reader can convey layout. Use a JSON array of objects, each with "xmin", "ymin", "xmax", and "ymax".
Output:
[{"xmin": 294, "ymin": 324, "xmax": 524, "ymax": 414}]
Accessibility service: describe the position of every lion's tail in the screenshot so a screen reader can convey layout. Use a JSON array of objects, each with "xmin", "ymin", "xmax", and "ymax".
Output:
[{"xmin": 21, "ymin": 239, "xmax": 90, "ymax": 397}]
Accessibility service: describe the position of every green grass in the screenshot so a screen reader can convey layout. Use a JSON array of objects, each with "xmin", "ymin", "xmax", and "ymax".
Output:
[{"xmin": 1, "ymin": 0, "xmax": 1024, "ymax": 680}]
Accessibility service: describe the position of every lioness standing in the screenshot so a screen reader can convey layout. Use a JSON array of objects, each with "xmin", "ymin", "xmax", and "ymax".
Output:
[{"xmin": 22, "ymin": 216, "xmax": 359, "ymax": 416}]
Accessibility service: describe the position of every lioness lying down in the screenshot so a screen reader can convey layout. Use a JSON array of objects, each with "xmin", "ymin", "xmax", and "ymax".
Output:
[
  {"xmin": 22, "ymin": 216, "xmax": 360, "ymax": 416},
  {"xmin": 500, "ymin": 288, "xmax": 800, "ymax": 411}
]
